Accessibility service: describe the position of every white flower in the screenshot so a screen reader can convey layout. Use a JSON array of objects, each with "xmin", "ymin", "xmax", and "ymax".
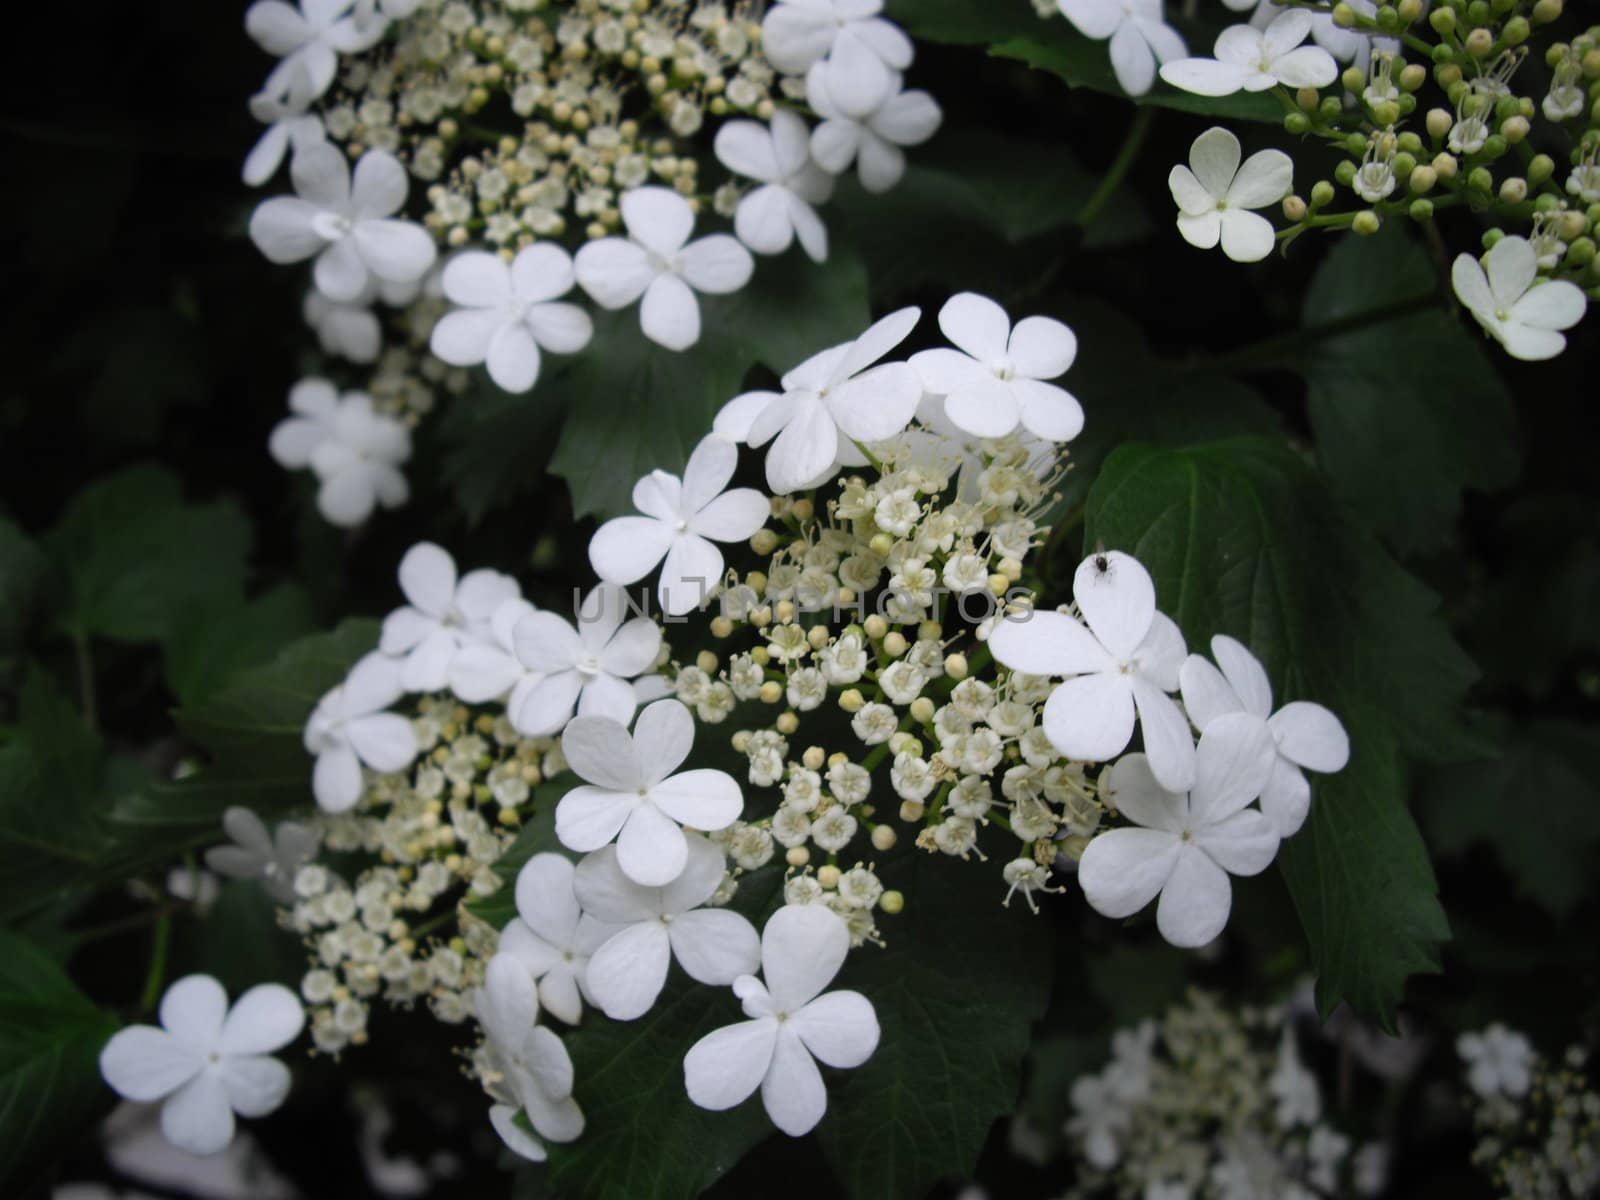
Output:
[
  {"xmin": 509, "ymin": 584, "xmax": 662, "ymax": 735},
  {"xmin": 575, "ymin": 834, "xmax": 760, "ymax": 1020},
  {"xmin": 1056, "ymin": 0, "xmax": 1187, "ymax": 96},
  {"xmin": 302, "ymin": 290, "xmax": 379, "ymax": 361},
  {"xmin": 713, "ymin": 307, "xmax": 922, "ymax": 494},
  {"xmin": 1451, "ymin": 235, "xmax": 1588, "ymax": 362},
  {"xmin": 588, "ymin": 436, "xmax": 768, "ymax": 616},
  {"xmin": 1167, "ymin": 127, "xmax": 1292, "ymax": 264},
  {"xmin": 448, "ymin": 596, "xmax": 543, "ymax": 708},
  {"xmin": 303, "ymin": 651, "xmax": 419, "ymax": 813},
  {"xmin": 1078, "ymin": 714, "xmax": 1281, "ymax": 947},
  {"xmin": 248, "ymin": 146, "xmax": 437, "ymax": 303},
  {"xmin": 556, "ymin": 699, "xmax": 743, "ymax": 886},
  {"xmin": 245, "ymin": 0, "xmax": 382, "ymax": 101},
  {"xmin": 714, "ymin": 110, "xmax": 835, "ymax": 263},
  {"xmin": 909, "ymin": 292, "xmax": 1084, "ymax": 442},
  {"xmin": 988, "ymin": 551, "xmax": 1195, "ymax": 792},
  {"xmin": 496, "ymin": 853, "xmax": 616, "ymax": 1025},
  {"xmin": 203, "ymin": 807, "xmax": 318, "ymax": 905},
  {"xmin": 761, "ymin": 0, "xmax": 913, "ymax": 112},
  {"xmin": 243, "ymin": 66, "xmax": 326, "ymax": 187},
  {"xmin": 429, "ymin": 245, "xmax": 594, "ymax": 393},
  {"xmin": 475, "ymin": 954, "xmax": 584, "ymax": 1160},
  {"xmin": 269, "ymin": 382, "xmax": 411, "ymax": 527},
  {"xmin": 1269, "ymin": 1027, "xmax": 1321, "ymax": 1128},
  {"xmin": 1160, "ymin": 10, "xmax": 1338, "ymax": 97},
  {"xmin": 379, "ymin": 543, "xmax": 520, "ymax": 693},
  {"xmin": 574, "ymin": 187, "xmax": 754, "ymax": 351},
  {"xmin": 683, "ymin": 904, "xmax": 878, "ymax": 1136},
  {"xmin": 806, "ymin": 65, "xmax": 941, "ymax": 193},
  {"xmin": 1457, "ymin": 1024, "xmax": 1534, "ymax": 1097},
  {"xmin": 99, "ymin": 975, "xmax": 304, "ymax": 1156},
  {"xmin": 1179, "ymin": 635, "xmax": 1349, "ymax": 837}
]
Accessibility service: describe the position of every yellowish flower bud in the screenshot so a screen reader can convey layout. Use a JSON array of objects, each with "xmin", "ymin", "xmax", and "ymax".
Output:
[
  {"xmin": 910, "ymin": 697, "xmax": 936, "ymax": 724},
  {"xmin": 882, "ymin": 631, "xmax": 908, "ymax": 658},
  {"xmin": 871, "ymin": 824, "xmax": 897, "ymax": 851},
  {"xmin": 750, "ymin": 528, "xmax": 778, "ymax": 555},
  {"xmin": 786, "ymin": 846, "xmax": 809, "ymax": 867},
  {"xmin": 817, "ymin": 865, "xmax": 841, "ymax": 889},
  {"xmin": 838, "ymin": 688, "xmax": 865, "ymax": 713},
  {"xmin": 944, "ymin": 652, "xmax": 969, "ymax": 680},
  {"xmin": 878, "ymin": 890, "xmax": 905, "ymax": 914},
  {"xmin": 758, "ymin": 681, "xmax": 782, "ymax": 704}
]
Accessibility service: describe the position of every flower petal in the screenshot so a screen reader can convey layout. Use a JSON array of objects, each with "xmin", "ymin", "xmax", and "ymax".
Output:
[
  {"xmin": 1007, "ymin": 314, "xmax": 1077, "ymax": 379},
  {"xmin": 684, "ymin": 1018, "xmax": 778, "ymax": 1110},
  {"xmin": 345, "ymin": 712, "xmax": 418, "ymax": 773},
  {"xmin": 676, "ymin": 235, "xmax": 755, "ymax": 295},
  {"xmin": 219, "ymin": 1055, "xmax": 292, "ymax": 1118},
  {"xmin": 669, "ymin": 909, "xmax": 761, "ymax": 985},
  {"xmin": 1179, "ymin": 654, "xmax": 1244, "ymax": 730},
  {"xmin": 515, "ymin": 853, "xmax": 581, "ymax": 946},
  {"xmin": 1195, "ymin": 807, "xmax": 1280, "ymax": 875},
  {"xmin": 448, "ymin": 644, "xmax": 523, "ymax": 703},
  {"xmin": 640, "ymin": 273, "xmax": 702, "ymax": 351},
  {"xmin": 1210, "ymin": 634, "xmax": 1273, "ymax": 717},
  {"xmin": 249, "ymin": 197, "xmax": 326, "ymax": 263},
  {"xmin": 1013, "ymin": 379, "xmax": 1085, "ymax": 442},
  {"xmin": 1268, "ymin": 701, "xmax": 1349, "ymax": 772},
  {"xmin": 561, "ymin": 716, "xmax": 642, "ymax": 790},
  {"xmin": 1131, "ymin": 680, "xmax": 1199, "ymax": 794},
  {"xmin": 942, "ymin": 375, "xmax": 1022, "ymax": 439},
  {"xmin": 989, "ymin": 609, "xmax": 1113, "ymax": 677},
  {"xmin": 1079, "ymin": 827, "xmax": 1182, "ymax": 919},
  {"xmin": 1188, "ymin": 711, "xmax": 1275, "ymax": 825},
  {"xmin": 573, "ymin": 237, "xmax": 654, "ymax": 309},
  {"xmin": 589, "ymin": 516, "xmax": 675, "ymax": 585},
  {"xmin": 1226, "ymin": 149, "xmax": 1294, "ymax": 210},
  {"xmin": 1109, "ymin": 17, "xmax": 1158, "ymax": 95},
  {"xmin": 313, "ymin": 236, "xmax": 370, "ymax": 302},
  {"xmin": 714, "ymin": 120, "xmax": 780, "ymax": 182},
  {"xmin": 442, "ymin": 251, "xmax": 512, "ymax": 307},
  {"xmin": 1155, "ymin": 845, "xmax": 1232, "ymax": 948},
  {"xmin": 219, "ymin": 984, "xmax": 304, "ymax": 1056},
  {"xmin": 585, "ymin": 920, "xmax": 673, "ymax": 1020},
  {"xmin": 1270, "ymin": 45, "xmax": 1338, "ymax": 88},
  {"xmin": 598, "ymin": 616, "xmax": 662, "ymax": 677},
  {"xmin": 313, "ymin": 744, "xmax": 362, "ymax": 812},
  {"xmin": 555, "ymin": 786, "xmax": 638, "ymax": 853},
  {"xmin": 511, "ymin": 671, "xmax": 582, "ymax": 735},
  {"xmin": 632, "ymin": 698, "xmax": 696, "ymax": 784},
  {"xmin": 1102, "ymin": 753, "xmax": 1188, "ymax": 834},
  {"xmin": 1074, "ymin": 550, "xmax": 1155, "ymax": 660},
  {"xmin": 621, "ymin": 185, "xmax": 695, "ymax": 257},
  {"xmin": 510, "ymin": 242, "xmax": 577, "ymax": 303},
  {"xmin": 351, "ymin": 218, "xmax": 436, "ymax": 284},
  {"xmin": 429, "ymin": 307, "xmax": 504, "ymax": 367},
  {"xmin": 1168, "ymin": 164, "xmax": 1217, "ymax": 216},
  {"xmin": 514, "ymin": 612, "xmax": 581, "ymax": 674},
  {"xmin": 616, "ymin": 802, "xmax": 689, "ymax": 887},
  {"xmin": 487, "ymin": 322, "xmax": 543, "ymax": 393},
  {"xmin": 1510, "ymin": 278, "xmax": 1586, "ymax": 331},
  {"xmin": 762, "ymin": 1027, "xmax": 828, "ymax": 1136},
  {"xmin": 790, "ymin": 990, "xmax": 879, "ymax": 1068},
  {"xmin": 761, "ymin": 904, "xmax": 848, "ymax": 1012},
  {"xmin": 1159, "ymin": 58, "xmax": 1250, "ymax": 97},
  {"xmin": 349, "ymin": 149, "xmax": 407, "ymax": 219},
  {"xmin": 1177, "ymin": 209, "xmax": 1223, "ymax": 250},
  {"xmin": 161, "ymin": 1071, "xmax": 236, "ymax": 1156},
  {"xmin": 1219, "ymin": 209, "xmax": 1277, "ymax": 263},
  {"xmin": 99, "ymin": 1027, "xmax": 201, "ymax": 1102},
  {"xmin": 649, "ymin": 768, "xmax": 743, "ymax": 831},
  {"xmin": 526, "ymin": 302, "xmax": 594, "ymax": 354},
  {"xmin": 1259, "ymin": 756, "xmax": 1312, "ymax": 837},
  {"xmin": 690, "ymin": 490, "xmax": 769, "ymax": 543},
  {"xmin": 489, "ymin": 1105, "xmax": 547, "ymax": 1162},
  {"xmin": 938, "ymin": 293, "xmax": 1011, "ymax": 363},
  {"xmin": 160, "ymin": 975, "xmax": 229, "ymax": 1053}
]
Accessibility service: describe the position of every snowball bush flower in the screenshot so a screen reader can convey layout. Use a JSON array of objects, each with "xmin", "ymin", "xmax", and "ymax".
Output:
[
  {"xmin": 574, "ymin": 187, "xmax": 754, "ymax": 352},
  {"xmin": 1167, "ymin": 127, "xmax": 1292, "ymax": 264},
  {"xmin": 447, "ymin": 597, "xmax": 540, "ymax": 706},
  {"xmin": 248, "ymin": 146, "xmax": 436, "ymax": 303},
  {"xmin": 1457, "ymin": 1024, "xmax": 1535, "ymax": 1098},
  {"xmin": 714, "ymin": 307, "xmax": 922, "ymax": 494},
  {"xmin": 509, "ymin": 584, "xmax": 662, "ymax": 734},
  {"xmin": 203, "ymin": 807, "xmax": 318, "ymax": 905},
  {"xmin": 269, "ymin": 382, "xmax": 411, "ymax": 527},
  {"xmin": 303, "ymin": 652, "xmax": 418, "ymax": 812},
  {"xmin": 714, "ymin": 110, "xmax": 835, "ymax": 263},
  {"xmin": 1451, "ymin": 236, "xmax": 1588, "ymax": 362},
  {"xmin": 1160, "ymin": 10, "xmax": 1337, "ymax": 97},
  {"xmin": 430, "ymin": 244, "xmax": 594, "ymax": 393},
  {"xmin": 761, "ymin": 0, "xmax": 913, "ymax": 109},
  {"xmin": 588, "ymin": 435, "xmax": 769, "ymax": 616},
  {"xmin": 1055, "ymin": 0, "xmax": 1186, "ymax": 97},
  {"xmin": 909, "ymin": 292, "xmax": 1084, "ymax": 442},
  {"xmin": 575, "ymin": 834, "xmax": 760, "ymax": 1020},
  {"xmin": 806, "ymin": 63, "xmax": 942, "ymax": 194},
  {"xmin": 242, "ymin": 67, "xmax": 325, "ymax": 187},
  {"xmin": 1078, "ymin": 715, "xmax": 1281, "ymax": 947},
  {"xmin": 988, "ymin": 551, "xmax": 1195, "ymax": 792},
  {"xmin": 556, "ymin": 699, "xmax": 743, "ymax": 886},
  {"xmin": 475, "ymin": 955, "xmax": 584, "ymax": 1157},
  {"xmin": 683, "ymin": 904, "xmax": 879, "ymax": 1136},
  {"xmin": 99, "ymin": 975, "xmax": 304, "ymax": 1156},
  {"xmin": 379, "ymin": 542, "xmax": 520, "ymax": 693},
  {"xmin": 1179, "ymin": 635, "xmax": 1349, "ymax": 837},
  {"xmin": 497, "ymin": 852, "xmax": 616, "ymax": 1025},
  {"xmin": 245, "ymin": 0, "xmax": 382, "ymax": 100}
]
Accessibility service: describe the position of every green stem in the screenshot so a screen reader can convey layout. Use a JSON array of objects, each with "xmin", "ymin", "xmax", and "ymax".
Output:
[
  {"xmin": 1194, "ymin": 289, "xmax": 1440, "ymax": 374},
  {"xmin": 74, "ymin": 903, "xmax": 181, "ymax": 945},
  {"xmin": 139, "ymin": 916, "xmax": 172, "ymax": 1014},
  {"xmin": 1077, "ymin": 107, "xmax": 1156, "ymax": 230}
]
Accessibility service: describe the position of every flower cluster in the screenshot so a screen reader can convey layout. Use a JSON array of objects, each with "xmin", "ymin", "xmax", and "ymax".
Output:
[
  {"xmin": 1459, "ymin": 1026, "xmax": 1600, "ymax": 1199},
  {"xmin": 242, "ymin": 0, "xmax": 944, "ymax": 526}
]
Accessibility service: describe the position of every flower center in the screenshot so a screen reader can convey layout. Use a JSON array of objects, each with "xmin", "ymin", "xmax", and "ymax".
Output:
[
  {"xmin": 310, "ymin": 211, "xmax": 353, "ymax": 240},
  {"xmin": 576, "ymin": 654, "xmax": 602, "ymax": 677},
  {"xmin": 990, "ymin": 357, "xmax": 1015, "ymax": 381}
]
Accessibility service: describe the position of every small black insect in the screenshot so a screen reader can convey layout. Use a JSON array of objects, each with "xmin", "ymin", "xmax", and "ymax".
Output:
[{"xmin": 1093, "ymin": 554, "xmax": 1109, "ymax": 574}]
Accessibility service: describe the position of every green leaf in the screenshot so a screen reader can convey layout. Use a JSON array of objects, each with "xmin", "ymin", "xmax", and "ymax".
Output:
[
  {"xmin": 1300, "ymin": 227, "xmax": 1519, "ymax": 555},
  {"xmin": 548, "ymin": 251, "xmax": 870, "ymax": 519},
  {"xmin": 0, "ymin": 668, "xmax": 117, "ymax": 921},
  {"xmin": 0, "ymin": 929, "xmax": 118, "ymax": 1192},
  {"xmin": 439, "ymin": 382, "xmax": 569, "ymax": 525},
  {"xmin": 46, "ymin": 464, "xmax": 252, "ymax": 643},
  {"xmin": 1422, "ymin": 719, "xmax": 1600, "ymax": 918},
  {"xmin": 817, "ymin": 853, "xmax": 1053, "ymax": 1199},
  {"xmin": 1084, "ymin": 438, "xmax": 1473, "ymax": 1027},
  {"xmin": 0, "ymin": 517, "xmax": 47, "ymax": 649},
  {"xmin": 886, "ymin": 0, "xmax": 1283, "ymax": 123},
  {"xmin": 113, "ymin": 620, "xmax": 380, "ymax": 835},
  {"xmin": 162, "ymin": 583, "xmax": 317, "ymax": 708}
]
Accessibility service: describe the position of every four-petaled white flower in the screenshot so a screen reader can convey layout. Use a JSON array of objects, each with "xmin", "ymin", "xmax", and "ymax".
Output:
[
  {"xmin": 574, "ymin": 187, "xmax": 754, "ymax": 352},
  {"xmin": 248, "ymin": 146, "xmax": 437, "ymax": 303},
  {"xmin": 430, "ymin": 245, "xmax": 594, "ymax": 392},
  {"xmin": 1078, "ymin": 714, "xmax": 1281, "ymax": 948},
  {"xmin": 380, "ymin": 542, "xmax": 521, "ymax": 693},
  {"xmin": 806, "ymin": 64, "xmax": 942, "ymax": 194},
  {"xmin": 714, "ymin": 110, "xmax": 836, "ymax": 263},
  {"xmin": 302, "ymin": 290, "xmax": 380, "ymax": 362},
  {"xmin": 448, "ymin": 596, "xmax": 542, "ymax": 706},
  {"xmin": 909, "ymin": 292, "xmax": 1084, "ymax": 443},
  {"xmin": 245, "ymin": 0, "xmax": 382, "ymax": 101},
  {"xmin": 99, "ymin": 975, "xmax": 304, "ymax": 1157},
  {"xmin": 203, "ymin": 807, "xmax": 319, "ymax": 905},
  {"xmin": 509, "ymin": 584, "xmax": 663, "ymax": 735},
  {"xmin": 713, "ymin": 307, "xmax": 922, "ymax": 495},
  {"xmin": 1168, "ymin": 127, "xmax": 1293, "ymax": 264},
  {"xmin": 1056, "ymin": 0, "xmax": 1187, "ymax": 97},
  {"xmin": 556, "ymin": 699, "xmax": 743, "ymax": 886},
  {"xmin": 761, "ymin": 0, "xmax": 913, "ymax": 113},
  {"xmin": 270, "ymin": 381, "xmax": 411, "ymax": 527},
  {"xmin": 1457, "ymin": 1024, "xmax": 1534, "ymax": 1098},
  {"xmin": 988, "ymin": 551, "xmax": 1195, "ymax": 792},
  {"xmin": 475, "ymin": 954, "xmax": 585, "ymax": 1161},
  {"xmin": 588, "ymin": 435, "xmax": 769, "ymax": 617},
  {"xmin": 1451, "ymin": 235, "xmax": 1588, "ymax": 362},
  {"xmin": 575, "ymin": 834, "xmax": 760, "ymax": 1020},
  {"xmin": 243, "ymin": 65, "xmax": 326, "ymax": 188},
  {"xmin": 303, "ymin": 652, "xmax": 419, "ymax": 812},
  {"xmin": 683, "ymin": 904, "xmax": 879, "ymax": 1137},
  {"xmin": 497, "ymin": 852, "xmax": 616, "ymax": 1026},
  {"xmin": 1179, "ymin": 635, "xmax": 1349, "ymax": 837},
  {"xmin": 1160, "ymin": 10, "xmax": 1337, "ymax": 97}
]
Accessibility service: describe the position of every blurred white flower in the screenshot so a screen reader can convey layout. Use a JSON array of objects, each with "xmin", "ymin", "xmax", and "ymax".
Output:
[
  {"xmin": 1451, "ymin": 235, "xmax": 1587, "ymax": 362},
  {"xmin": 379, "ymin": 542, "xmax": 520, "ymax": 693},
  {"xmin": 509, "ymin": 584, "xmax": 662, "ymax": 735},
  {"xmin": 203, "ymin": 806, "xmax": 318, "ymax": 904},
  {"xmin": 1167, "ymin": 127, "xmax": 1292, "ymax": 264},
  {"xmin": 303, "ymin": 652, "xmax": 418, "ymax": 812},
  {"xmin": 714, "ymin": 110, "xmax": 835, "ymax": 262},
  {"xmin": 1160, "ymin": 10, "xmax": 1337, "ymax": 97},
  {"xmin": 1056, "ymin": 0, "xmax": 1186, "ymax": 96}
]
